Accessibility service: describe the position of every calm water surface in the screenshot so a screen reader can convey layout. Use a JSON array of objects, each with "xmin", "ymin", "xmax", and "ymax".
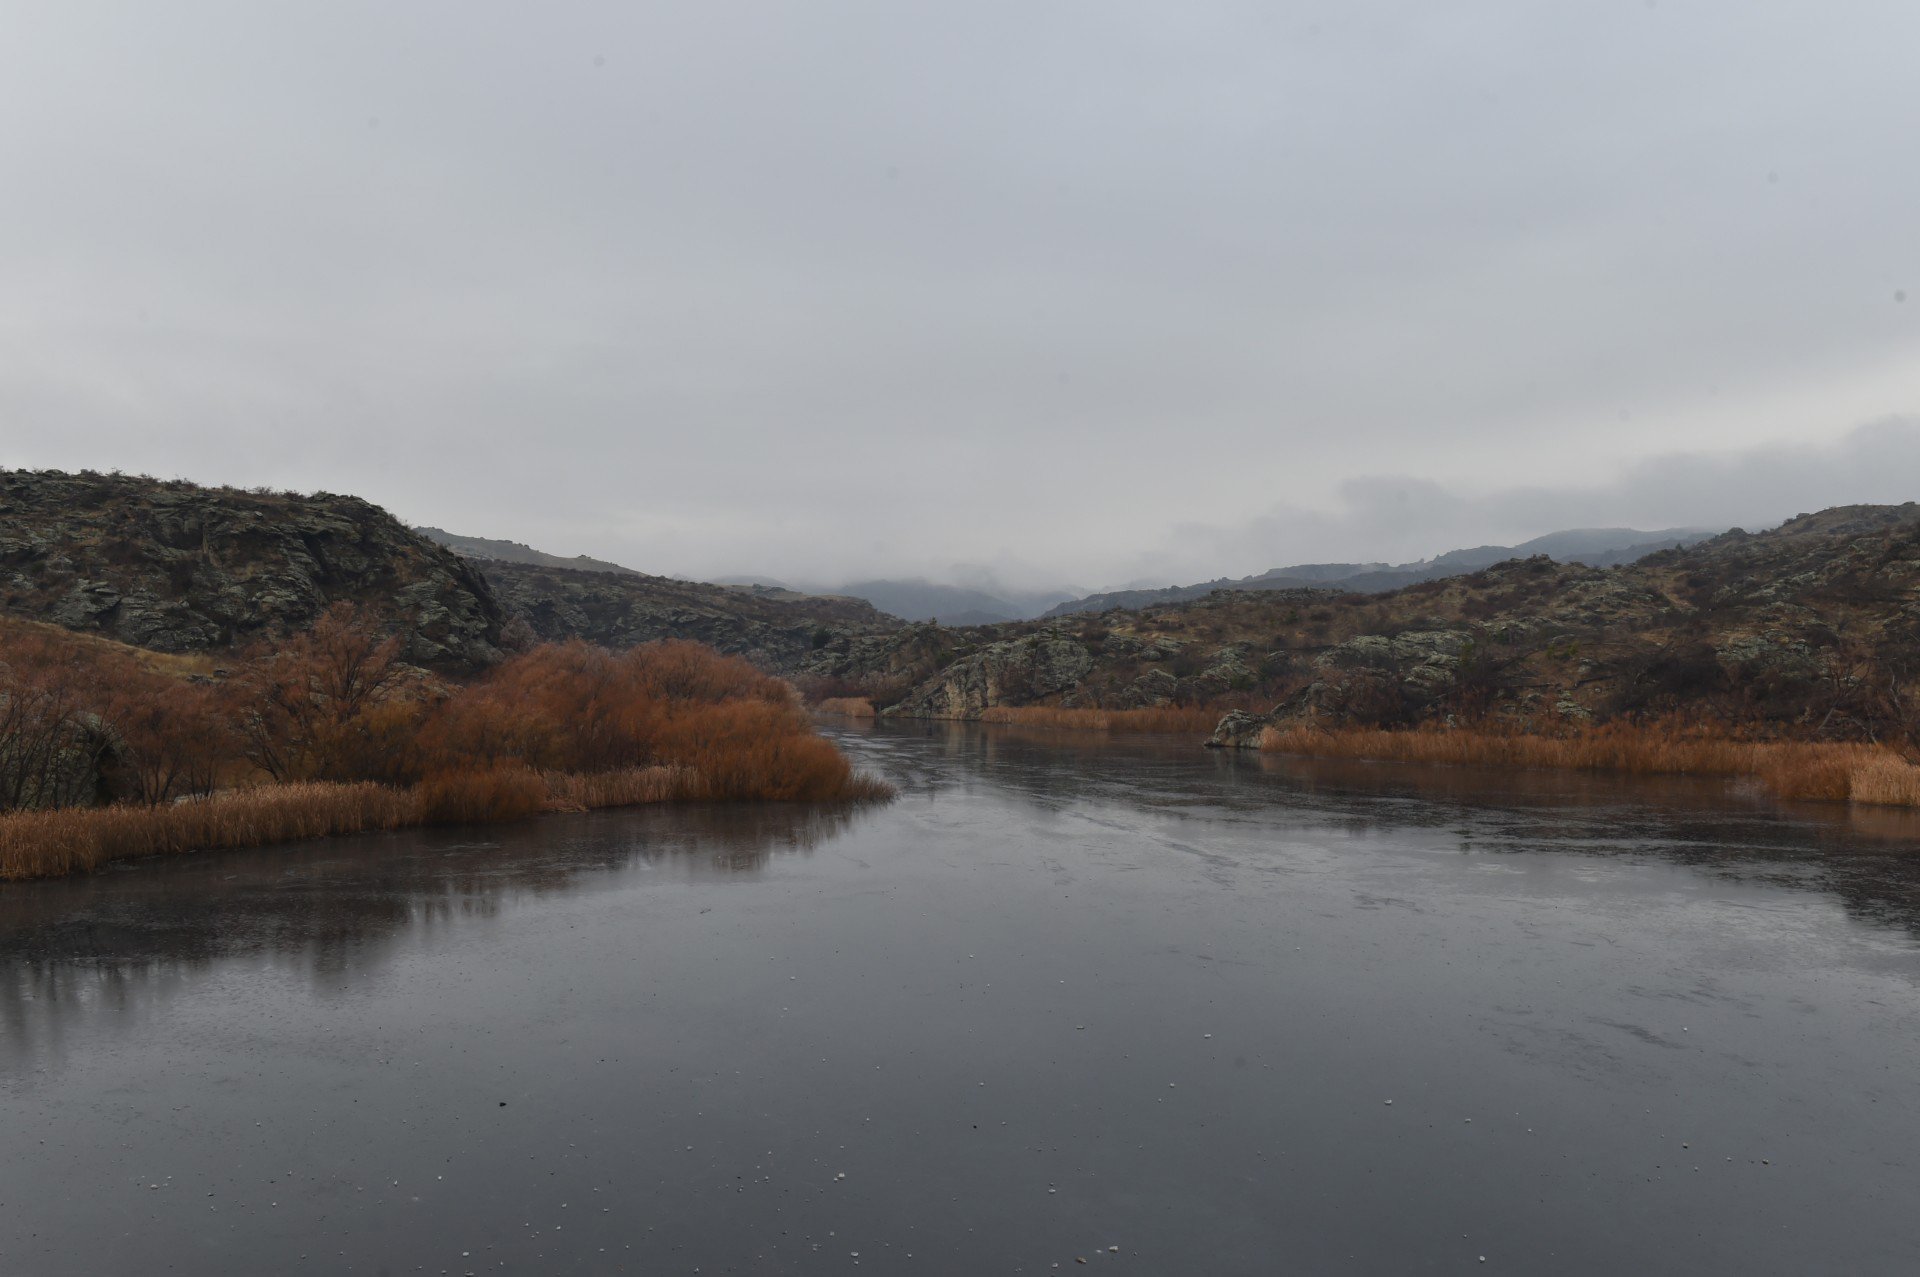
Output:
[{"xmin": 4, "ymin": 722, "xmax": 1919, "ymax": 1274}]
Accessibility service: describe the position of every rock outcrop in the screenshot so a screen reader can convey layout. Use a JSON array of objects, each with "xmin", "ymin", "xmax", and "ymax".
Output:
[
  {"xmin": 886, "ymin": 635, "xmax": 1094, "ymax": 718},
  {"xmin": 0, "ymin": 470, "xmax": 504, "ymax": 670}
]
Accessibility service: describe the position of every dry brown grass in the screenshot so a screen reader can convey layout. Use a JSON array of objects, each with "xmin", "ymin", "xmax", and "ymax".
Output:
[
  {"xmin": 0, "ymin": 756, "xmax": 896, "ymax": 881},
  {"xmin": 0, "ymin": 782, "xmax": 419, "ymax": 880},
  {"xmin": 977, "ymin": 705, "xmax": 1223, "ymax": 734},
  {"xmin": 541, "ymin": 765, "xmax": 702, "ymax": 811},
  {"xmin": 814, "ymin": 697, "xmax": 877, "ymax": 718},
  {"xmin": 0, "ymin": 616, "xmax": 218, "ymax": 680},
  {"xmin": 1258, "ymin": 722, "xmax": 1920, "ymax": 806},
  {"xmin": 1846, "ymin": 754, "xmax": 1920, "ymax": 807}
]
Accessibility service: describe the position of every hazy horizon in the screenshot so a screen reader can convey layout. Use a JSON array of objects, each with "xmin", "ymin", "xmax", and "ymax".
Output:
[{"xmin": 5, "ymin": 2, "xmax": 1916, "ymax": 590}]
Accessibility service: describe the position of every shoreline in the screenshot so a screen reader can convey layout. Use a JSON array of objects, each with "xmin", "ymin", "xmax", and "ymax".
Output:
[
  {"xmin": 1252, "ymin": 722, "xmax": 1920, "ymax": 807},
  {"xmin": 0, "ymin": 765, "xmax": 894, "ymax": 883},
  {"xmin": 825, "ymin": 703, "xmax": 1920, "ymax": 810}
]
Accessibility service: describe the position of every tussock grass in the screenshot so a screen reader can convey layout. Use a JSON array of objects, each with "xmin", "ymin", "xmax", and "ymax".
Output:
[
  {"xmin": 1258, "ymin": 723, "xmax": 1920, "ymax": 806},
  {"xmin": 977, "ymin": 705, "xmax": 1223, "ymax": 734}
]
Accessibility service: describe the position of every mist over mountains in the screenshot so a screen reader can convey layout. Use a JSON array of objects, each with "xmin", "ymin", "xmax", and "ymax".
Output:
[
  {"xmin": 425, "ymin": 524, "xmax": 1726, "ymax": 625},
  {"xmin": 713, "ymin": 578, "xmax": 1082, "ymax": 626},
  {"xmin": 1044, "ymin": 526, "xmax": 1719, "ymax": 617}
]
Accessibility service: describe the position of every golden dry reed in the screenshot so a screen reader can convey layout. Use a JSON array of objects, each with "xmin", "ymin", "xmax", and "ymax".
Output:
[
  {"xmin": 1258, "ymin": 722, "xmax": 1920, "ymax": 806},
  {"xmin": 0, "ymin": 782, "xmax": 418, "ymax": 880},
  {"xmin": 0, "ymin": 761, "xmax": 895, "ymax": 882},
  {"xmin": 977, "ymin": 705, "xmax": 1223, "ymax": 734}
]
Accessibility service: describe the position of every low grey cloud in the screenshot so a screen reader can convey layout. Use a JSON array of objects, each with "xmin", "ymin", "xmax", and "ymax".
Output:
[
  {"xmin": 1140, "ymin": 417, "xmax": 1920, "ymax": 584},
  {"xmin": 2, "ymin": 2, "xmax": 1916, "ymax": 593}
]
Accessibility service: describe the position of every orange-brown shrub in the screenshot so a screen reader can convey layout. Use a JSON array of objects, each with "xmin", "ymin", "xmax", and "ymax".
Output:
[
  {"xmin": 421, "ymin": 640, "xmax": 884, "ymax": 802},
  {"xmin": 1, "ymin": 624, "xmax": 891, "ymax": 878},
  {"xmin": 1, "ymin": 618, "xmax": 235, "ymax": 809},
  {"xmin": 227, "ymin": 603, "xmax": 430, "ymax": 784},
  {"xmin": 652, "ymin": 699, "xmax": 859, "ymax": 800},
  {"xmin": 416, "ymin": 766, "xmax": 551, "ymax": 824}
]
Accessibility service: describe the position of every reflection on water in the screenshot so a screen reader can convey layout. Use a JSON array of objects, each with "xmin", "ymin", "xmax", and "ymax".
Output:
[
  {"xmin": 840, "ymin": 719, "xmax": 1920, "ymax": 937},
  {"xmin": 0, "ymin": 802, "xmax": 865, "ymax": 1078},
  {"xmin": 8, "ymin": 725, "xmax": 1919, "ymax": 1073},
  {"xmin": 3, "ymin": 721, "xmax": 1919, "ymax": 1275}
]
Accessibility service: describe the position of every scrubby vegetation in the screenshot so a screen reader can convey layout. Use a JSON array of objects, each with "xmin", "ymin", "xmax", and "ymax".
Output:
[{"xmin": 0, "ymin": 608, "xmax": 890, "ymax": 880}]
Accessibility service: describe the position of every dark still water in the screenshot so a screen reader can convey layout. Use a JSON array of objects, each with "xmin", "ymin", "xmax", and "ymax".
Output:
[{"xmin": 4, "ymin": 723, "xmax": 1919, "ymax": 1275}]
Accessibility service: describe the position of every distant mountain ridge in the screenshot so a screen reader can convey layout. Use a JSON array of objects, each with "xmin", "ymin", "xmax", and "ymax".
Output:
[
  {"xmin": 414, "ymin": 526, "xmax": 639, "ymax": 576},
  {"xmin": 713, "ymin": 575, "xmax": 1078, "ymax": 625},
  {"xmin": 1045, "ymin": 526, "xmax": 1718, "ymax": 617},
  {"xmin": 799, "ymin": 503, "xmax": 1920, "ymax": 744}
]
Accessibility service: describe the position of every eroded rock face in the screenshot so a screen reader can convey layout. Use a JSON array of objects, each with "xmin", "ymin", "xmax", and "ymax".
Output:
[
  {"xmin": 887, "ymin": 635, "xmax": 1094, "ymax": 718},
  {"xmin": 1119, "ymin": 667, "xmax": 1179, "ymax": 708},
  {"xmin": 0, "ymin": 470, "xmax": 505, "ymax": 670}
]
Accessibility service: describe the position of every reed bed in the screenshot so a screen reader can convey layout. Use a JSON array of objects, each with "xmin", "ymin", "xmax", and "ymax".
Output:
[
  {"xmin": 0, "ymin": 760, "xmax": 897, "ymax": 882},
  {"xmin": 1258, "ymin": 723, "xmax": 1920, "ymax": 806},
  {"xmin": 976, "ymin": 705, "xmax": 1223, "ymax": 734},
  {"xmin": 541, "ymin": 765, "xmax": 703, "ymax": 811},
  {"xmin": 1845, "ymin": 754, "xmax": 1920, "ymax": 807},
  {"xmin": 0, "ymin": 782, "xmax": 419, "ymax": 880},
  {"xmin": 813, "ymin": 697, "xmax": 877, "ymax": 718}
]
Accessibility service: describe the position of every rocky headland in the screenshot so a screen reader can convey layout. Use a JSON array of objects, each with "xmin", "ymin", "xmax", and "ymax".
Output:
[{"xmin": 0, "ymin": 469, "xmax": 901, "ymax": 676}]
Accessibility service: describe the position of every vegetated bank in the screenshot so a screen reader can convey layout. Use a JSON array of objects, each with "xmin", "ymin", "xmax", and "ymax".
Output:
[
  {"xmin": 801, "ymin": 504, "xmax": 1920, "ymax": 802},
  {"xmin": 0, "ymin": 609, "xmax": 890, "ymax": 882}
]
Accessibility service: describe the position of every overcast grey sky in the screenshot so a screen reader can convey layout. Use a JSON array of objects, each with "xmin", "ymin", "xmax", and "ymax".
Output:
[{"xmin": 3, "ymin": 1, "xmax": 1915, "ymax": 591}]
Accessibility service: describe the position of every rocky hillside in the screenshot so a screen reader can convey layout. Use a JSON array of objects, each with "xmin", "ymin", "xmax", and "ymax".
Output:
[
  {"xmin": 0, "ymin": 470, "xmax": 904, "ymax": 677},
  {"xmin": 478, "ymin": 561, "xmax": 900, "ymax": 671},
  {"xmin": 0, "ymin": 470, "xmax": 504, "ymax": 670},
  {"xmin": 811, "ymin": 504, "xmax": 1920, "ymax": 746}
]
